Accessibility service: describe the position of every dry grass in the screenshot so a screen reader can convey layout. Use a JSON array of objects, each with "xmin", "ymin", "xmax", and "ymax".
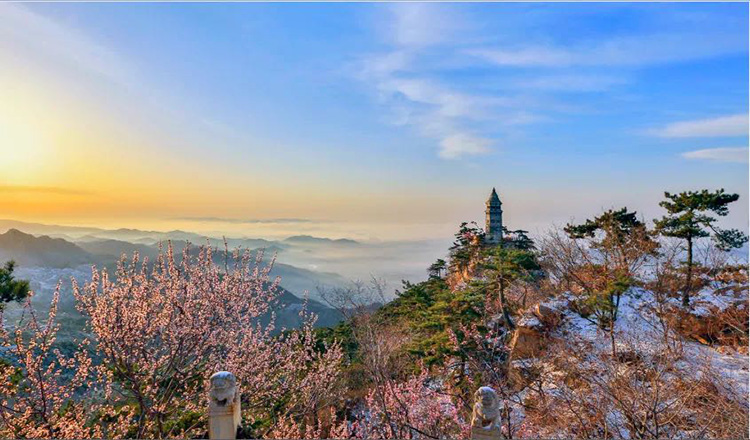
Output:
[{"xmin": 512, "ymin": 334, "xmax": 749, "ymax": 439}]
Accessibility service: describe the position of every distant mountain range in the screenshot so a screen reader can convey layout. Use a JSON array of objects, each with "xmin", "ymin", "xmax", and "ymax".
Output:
[
  {"xmin": 283, "ymin": 235, "xmax": 359, "ymax": 246},
  {"xmin": 0, "ymin": 227, "xmax": 349, "ymax": 301},
  {"xmin": 0, "ymin": 219, "xmax": 359, "ymax": 248},
  {"xmin": 0, "ymin": 218, "xmax": 451, "ymax": 302},
  {"xmin": 0, "ymin": 227, "xmax": 347, "ymax": 335},
  {"xmin": 0, "ymin": 229, "xmax": 99, "ymax": 268},
  {"xmin": 76, "ymin": 238, "xmax": 158, "ymax": 260}
]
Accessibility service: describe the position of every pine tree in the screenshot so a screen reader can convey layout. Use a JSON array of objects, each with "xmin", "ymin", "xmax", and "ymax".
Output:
[
  {"xmin": 502, "ymin": 227, "xmax": 535, "ymax": 250},
  {"xmin": 448, "ymin": 221, "xmax": 485, "ymax": 273},
  {"xmin": 654, "ymin": 189, "xmax": 748, "ymax": 307},
  {"xmin": 0, "ymin": 260, "xmax": 30, "ymax": 310},
  {"xmin": 428, "ymin": 259, "xmax": 447, "ymax": 279},
  {"xmin": 482, "ymin": 247, "xmax": 541, "ymax": 330},
  {"xmin": 565, "ymin": 208, "xmax": 658, "ymax": 356}
]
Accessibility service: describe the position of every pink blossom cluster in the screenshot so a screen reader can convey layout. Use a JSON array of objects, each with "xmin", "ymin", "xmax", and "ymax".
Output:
[
  {"xmin": 350, "ymin": 368, "xmax": 468, "ymax": 439},
  {"xmin": 0, "ymin": 287, "xmax": 105, "ymax": 438},
  {"xmin": 1, "ymin": 243, "xmax": 344, "ymax": 438}
]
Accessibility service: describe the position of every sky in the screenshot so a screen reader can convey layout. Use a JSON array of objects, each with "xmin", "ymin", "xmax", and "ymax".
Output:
[{"xmin": 0, "ymin": 2, "xmax": 747, "ymax": 241}]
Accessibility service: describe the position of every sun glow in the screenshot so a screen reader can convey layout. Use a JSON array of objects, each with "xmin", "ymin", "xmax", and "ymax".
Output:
[{"xmin": 0, "ymin": 103, "xmax": 52, "ymax": 184}]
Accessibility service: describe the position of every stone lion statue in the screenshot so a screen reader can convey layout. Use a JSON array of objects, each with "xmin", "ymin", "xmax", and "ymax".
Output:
[
  {"xmin": 209, "ymin": 371, "xmax": 237, "ymax": 407},
  {"xmin": 471, "ymin": 386, "xmax": 501, "ymax": 430}
]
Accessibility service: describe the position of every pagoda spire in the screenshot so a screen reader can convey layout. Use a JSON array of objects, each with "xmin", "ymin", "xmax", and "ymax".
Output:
[
  {"xmin": 487, "ymin": 187, "xmax": 501, "ymax": 206},
  {"xmin": 485, "ymin": 188, "xmax": 503, "ymax": 244}
]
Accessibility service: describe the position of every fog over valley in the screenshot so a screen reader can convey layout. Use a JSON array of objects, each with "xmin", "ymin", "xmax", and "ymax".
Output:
[{"xmin": 0, "ymin": 218, "xmax": 452, "ymax": 304}]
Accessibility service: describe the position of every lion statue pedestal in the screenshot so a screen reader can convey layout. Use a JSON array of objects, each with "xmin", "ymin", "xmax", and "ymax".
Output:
[
  {"xmin": 208, "ymin": 371, "xmax": 241, "ymax": 440},
  {"xmin": 470, "ymin": 386, "xmax": 502, "ymax": 440}
]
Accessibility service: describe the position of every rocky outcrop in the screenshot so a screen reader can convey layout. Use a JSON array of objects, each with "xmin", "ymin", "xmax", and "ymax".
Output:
[
  {"xmin": 665, "ymin": 287, "xmax": 749, "ymax": 348},
  {"xmin": 508, "ymin": 326, "xmax": 546, "ymax": 360},
  {"xmin": 508, "ymin": 300, "xmax": 564, "ymax": 361},
  {"xmin": 447, "ymin": 262, "xmax": 479, "ymax": 291},
  {"xmin": 533, "ymin": 303, "xmax": 562, "ymax": 328}
]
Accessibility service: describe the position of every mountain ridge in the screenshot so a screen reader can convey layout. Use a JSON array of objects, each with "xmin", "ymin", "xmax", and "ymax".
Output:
[
  {"xmin": 0, "ymin": 229, "xmax": 101, "ymax": 268},
  {"xmin": 0, "ymin": 228, "xmax": 348, "ymax": 301}
]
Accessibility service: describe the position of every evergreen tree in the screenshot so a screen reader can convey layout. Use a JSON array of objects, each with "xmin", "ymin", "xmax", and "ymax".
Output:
[
  {"xmin": 565, "ymin": 207, "xmax": 658, "ymax": 273},
  {"xmin": 654, "ymin": 189, "xmax": 748, "ymax": 307},
  {"xmin": 0, "ymin": 260, "xmax": 30, "ymax": 310},
  {"xmin": 481, "ymin": 247, "xmax": 541, "ymax": 330},
  {"xmin": 427, "ymin": 259, "xmax": 447, "ymax": 279},
  {"xmin": 502, "ymin": 227, "xmax": 535, "ymax": 250},
  {"xmin": 565, "ymin": 207, "xmax": 643, "ymax": 239},
  {"xmin": 565, "ymin": 208, "xmax": 657, "ymax": 356},
  {"xmin": 448, "ymin": 222, "xmax": 485, "ymax": 273}
]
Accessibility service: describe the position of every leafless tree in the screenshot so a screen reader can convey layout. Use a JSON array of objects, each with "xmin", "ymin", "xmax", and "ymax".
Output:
[
  {"xmin": 523, "ymin": 334, "xmax": 748, "ymax": 439},
  {"xmin": 317, "ymin": 276, "xmax": 387, "ymax": 322}
]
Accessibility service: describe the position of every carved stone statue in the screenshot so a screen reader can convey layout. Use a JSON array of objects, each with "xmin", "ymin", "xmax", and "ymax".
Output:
[
  {"xmin": 471, "ymin": 386, "xmax": 501, "ymax": 431},
  {"xmin": 208, "ymin": 371, "xmax": 241, "ymax": 440},
  {"xmin": 209, "ymin": 371, "xmax": 237, "ymax": 406}
]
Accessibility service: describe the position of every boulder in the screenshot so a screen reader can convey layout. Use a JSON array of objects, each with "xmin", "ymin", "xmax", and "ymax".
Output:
[
  {"xmin": 509, "ymin": 326, "xmax": 545, "ymax": 360},
  {"xmin": 533, "ymin": 303, "xmax": 562, "ymax": 328},
  {"xmin": 507, "ymin": 358, "xmax": 542, "ymax": 391}
]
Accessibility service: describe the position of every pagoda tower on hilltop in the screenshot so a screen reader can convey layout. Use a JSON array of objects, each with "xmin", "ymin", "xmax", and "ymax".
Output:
[{"xmin": 485, "ymin": 188, "xmax": 503, "ymax": 245}]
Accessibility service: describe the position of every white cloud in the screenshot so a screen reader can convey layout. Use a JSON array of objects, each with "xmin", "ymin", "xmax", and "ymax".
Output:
[
  {"xmin": 378, "ymin": 78, "xmax": 499, "ymax": 119},
  {"xmin": 467, "ymin": 47, "xmax": 574, "ymax": 67},
  {"xmin": 358, "ymin": 4, "xmax": 504, "ymax": 159},
  {"xmin": 653, "ymin": 114, "xmax": 748, "ymax": 138},
  {"xmin": 362, "ymin": 4, "xmax": 746, "ymax": 160},
  {"xmin": 0, "ymin": 3, "xmax": 135, "ymax": 86},
  {"xmin": 439, "ymin": 134, "xmax": 492, "ymax": 159},
  {"xmin": 360, "ymin": 50, "xmax": 412, "ymax": 78},
  {"xmin": 369, "ymin": 75, "xmax": 502, "ymax": 158},
  {"xmin": 681, "ymin": 147, "xmax": 748, "ymax": 163},
  {"xmin": 516, "ymin": 74, "xmax": 628, "ymax": 92},
  {"xmin": 467, "ymin": 31, "xmax": 746, "ymax": 68},
  {"xmin": 370, "ymin": 75, "xmax": 498, "ymax": 158},
  {"xmin": 384, "ymin": 3, "xmax": 467, "ymax": 48}
]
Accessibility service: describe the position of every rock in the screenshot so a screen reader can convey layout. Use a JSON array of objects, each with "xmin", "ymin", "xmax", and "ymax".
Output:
[
  {"xmin": 507, "ymin": 359, "xmax": 542, "ymax": 391},
  {"xmin": 509, "ymin": 326, "xmax": 545, "ymax": 359},
  {"xmin": 516, "ymin": 313, "xmax": 543, "ymax": 329},
  {"xmin": 533, "ymin": 303, "xmax": 562, "ymax": 328},
  {"xmin": 508, "ymin": 301, "xmax": 563, "ymax": 361}
]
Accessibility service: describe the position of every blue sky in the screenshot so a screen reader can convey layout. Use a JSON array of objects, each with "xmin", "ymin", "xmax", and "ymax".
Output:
[{"xmin": 0, "ymin": 2, "xmax": 747, "ymax": 240}]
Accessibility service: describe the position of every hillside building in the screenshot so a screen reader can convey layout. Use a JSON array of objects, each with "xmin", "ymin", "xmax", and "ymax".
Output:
[{"xmin": 485, "ymin": 188, "xmax": 503, "ymax": 245}]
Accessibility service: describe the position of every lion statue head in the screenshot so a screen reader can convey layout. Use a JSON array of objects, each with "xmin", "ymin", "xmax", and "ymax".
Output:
[
  {"xmin": 209, "ymin": 371, "xmax": 237, "ymax": 407},
  {"xmin": 471, "ymin": 386, "xmax": 500, "ymax": 429}
]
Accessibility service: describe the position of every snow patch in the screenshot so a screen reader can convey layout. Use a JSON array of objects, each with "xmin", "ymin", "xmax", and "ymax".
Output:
[{"xmin": 553, "ymin": 288, "xmax": 748, "ymax": 404}]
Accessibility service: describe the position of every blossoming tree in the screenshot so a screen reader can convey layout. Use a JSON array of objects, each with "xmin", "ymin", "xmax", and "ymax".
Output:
[
  {"xmin": 72, "ymin": 243, "xmax": 343, "ymax": 438},
  {"xmin": 0, "ymin": 287, "xmax": 101, "ymax": 438}
]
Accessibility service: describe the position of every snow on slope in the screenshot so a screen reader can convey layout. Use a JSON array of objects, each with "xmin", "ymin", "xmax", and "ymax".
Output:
[
  {"xmin": 555, "ymin": 287, "xmax": 748, "ymax": 402},
  {"xmin": 507, "ymin": 287, "xmax": 748, "ymax": 438}
]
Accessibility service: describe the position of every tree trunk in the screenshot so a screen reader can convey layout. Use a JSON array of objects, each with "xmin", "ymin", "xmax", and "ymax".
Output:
[
  {"xmin": 499, "ymin": 277, "xmax": 515, "ymax": 330},
  {"xmin": 683, "ymin": 237, "xmax": 693, "ymax": 307}
]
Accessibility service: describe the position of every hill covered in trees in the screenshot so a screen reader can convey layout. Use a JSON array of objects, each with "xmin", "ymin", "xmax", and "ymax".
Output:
[{"xmin": 312, "ymin": 189, "xmax": 749, "ymax": 439}]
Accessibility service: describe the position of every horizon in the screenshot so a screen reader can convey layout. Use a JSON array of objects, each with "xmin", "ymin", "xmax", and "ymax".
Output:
[
  {"xmin": 1, "ymin": 4, "xmax": 749, "ymax": 438},
  {"xmin": 0, "ymin": 2, "xmax": 748, "ymax": 241}
]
